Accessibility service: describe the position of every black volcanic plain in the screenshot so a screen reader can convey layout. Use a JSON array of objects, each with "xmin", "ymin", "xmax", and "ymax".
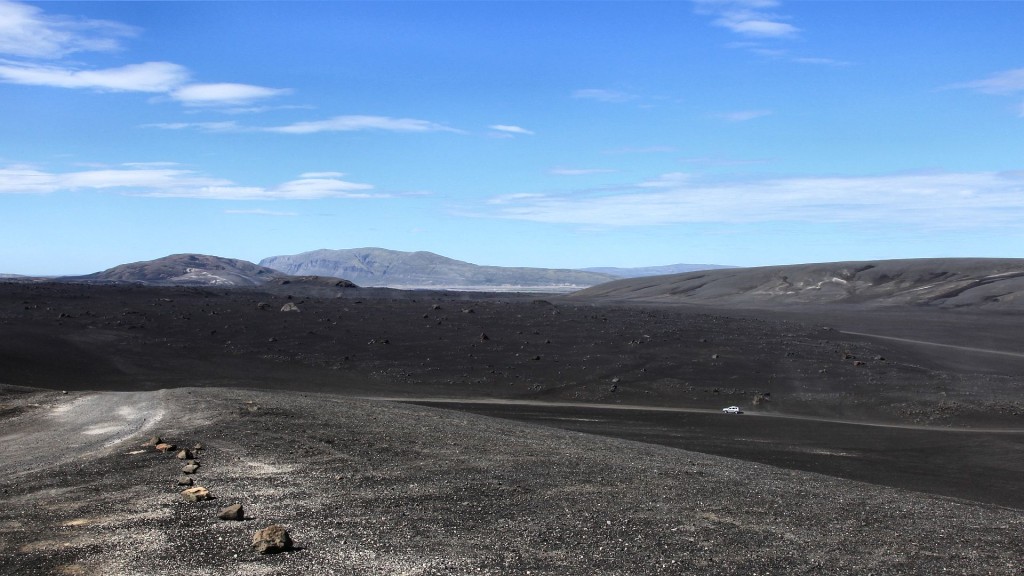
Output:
[{"xmin": 1, "ymin": 257, "xmax": 1022, "ymax": 574}]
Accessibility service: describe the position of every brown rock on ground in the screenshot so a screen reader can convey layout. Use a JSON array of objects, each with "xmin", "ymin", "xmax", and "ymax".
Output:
[
  {"xmin": 154, "ymin": 443, "xmax": 176, "ymax": 452},
  {"xmin": 180, "ymin": 486, "xmax": 211, "ymax": 502},
  {"xmin": 176, "ymin": 449, "xmax": 193, "ymax": 460},
  {"xmin": 218, "ymin": 503, "xmax": 244, "ymax": 521},
  {"xmin": 252, "ymin": 524, "xmax": 292, "ymax": 554},
  {"xmin": 176, "ymin": 475, "xmax": 193, "ymax": 486}
]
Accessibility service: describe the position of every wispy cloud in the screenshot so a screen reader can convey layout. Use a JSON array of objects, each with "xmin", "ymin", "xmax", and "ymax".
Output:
[
  {"xmin": 0, "ymin": 60, "xmax": 189, "ymax": 92},
  {"xmin": 489, "ymin": 124, "xmax": 534, "ymax": 136},
  {"xmin": 716, "ymin": 109, "xmax": 772, "ymax": 122},
  {"xmin": 694, "ymin": 0, "xmax": 799, "ymax": 39},
  {"xmin": 572, "ymin": 88, "xmax": 638, "ymax": 103},
  {"xmin": 0, "ymin": 164, "xmax": 378, "ymax": 200},
  {"xmin": 0, "ymin": 1, "xmax": 287, "ymax": 108},
  {"xmin": 264, "ymin": 115, "xmax": 462, "ymax": 134},
  {"xmin": 170, "ymin": 83, "xmax": 292, "ymax": 107},
  {"xmin": 477, "ymin": 171, "xmax": 1024, "ymax": 229},
  {"xmin": 948, "ymin": 68, "xmax": 1024, "ymax": 117},
  {"xmin": 951, "ymin": 68, "xmax": 1024, "ymax": 95},
  {"xmin": 0, "ymin": 0, "xmax": 136, "ymax": 59},
  {"xmin": 143, "ymin": 121, "xmax": 242, "ymax": 132},
  {"xmin": 549, "ymin": 167, "xmax": 617, "ymax": 176}
]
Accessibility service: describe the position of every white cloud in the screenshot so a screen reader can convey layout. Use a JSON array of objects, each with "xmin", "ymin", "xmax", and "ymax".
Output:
[
  {"xmin": 717, "ymin": 109, "xmax": 772, "ymax": 122},
  {"xmin": 952, "ymin": 68, "xmax": 1024, "ymax": 95},
  {"xmin": 0, "ymin": 2, "xmax": 289, "ymax": 109},
  {"xmin": 0, "ymin": 60, "xmax": 189, "ymax": 92},
  {"xmin": 170, "ymin": 82, "xmax": 291, "ymax": 106},
  {"xmin": 489, "ymin": 124, "xmax": 534, "ymax": 135},
  {"xmin": 477, "ymin": 171, "xmax": 1024, "ymax": 229},
  {"xmin": 0, "ymin": 0, "xmax": 135, "ymax": 59},
  {"xmin": 792, "ymin": 56, "xmax": 851, "ymax": 67},
  {"xmin": 265, "ymin": 115, "xmax": 461, "ymax": 134},
  {"xmin": 143, "ymin": 121, "xmax": 242, "ymax": 132},
  {"xmin": 549, "ymin": 167, "xmax": 617, "ymax": 176},
  {"xmin": 716, "ymin": 16, "xmax": 797, "ymax": 38},
  {"xmin": 695, "ymin": 0, "xmax": 799, "ymax": 39},
  {"xmin": 572, "ymin": 88, "xmax": 637, "ymax": 103},
  {"xmin": 0, "ymin": 164, "xmax": 378, "ymax": 200}
]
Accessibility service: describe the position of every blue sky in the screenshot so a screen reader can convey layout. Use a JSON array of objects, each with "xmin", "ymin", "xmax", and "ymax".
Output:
[{"xmin": 1, "ymin": 0, "xmax": 1023, "ymax": 275}]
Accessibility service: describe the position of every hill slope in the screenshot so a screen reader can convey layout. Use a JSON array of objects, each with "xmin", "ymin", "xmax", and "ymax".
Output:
[
  {"xmin": 260, "ymin": 247, "xmax": 616, "ymax": 290},
  {"xmin": 572, "ymin": 258, "xmax": 1024, "ymax": 309},
  {"xmin": 67, "ymin": 254, "xmax": 286, "ymax": 287}
]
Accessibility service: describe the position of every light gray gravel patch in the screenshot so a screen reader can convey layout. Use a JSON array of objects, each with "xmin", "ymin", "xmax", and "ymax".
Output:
[{"xmin": 0, "ymin": 386, "xmax": 1021, "ymax": 575}]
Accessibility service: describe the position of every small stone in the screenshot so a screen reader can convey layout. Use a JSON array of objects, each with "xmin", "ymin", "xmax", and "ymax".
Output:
[
  {"xmin": 177, "ymin": 475, "xmax": 193, "ymax": 486},
  {"xmin": 142, "ymin": 436, "xmax": 162, "ymax": 447},
  {"xmin": 176, "ymin": 449, "xmax": 193, "ymax": 460},
  {"xmin": 280, "ymin": 302, "xmax": 300, "ymax": 312},
  {"xmin": 252, "ymin": 525, "xmax": 293, "ymax": 554},
  {"xmin": 182, "ymin": 463, "xmax": 200, "ymax": 474},
  {"xmin": 155, "ymin": 443, "xmax": 176, "ymax": 453},
  {"xmin": 181, "ymin": 486, "xmax": 211, "ymax": 502},
  {"xmin": 218, "ymin": 503, "xmax": 244, "ymax": 521},
  {"xmin": 193, "ymin": 443, "xmax": 203, "ymax": 452}
]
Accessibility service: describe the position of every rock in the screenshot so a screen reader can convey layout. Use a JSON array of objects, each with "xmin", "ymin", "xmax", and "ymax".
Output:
[
  {"xmin": 181, "ymin": 486, "xmax": 211, "ymax": 502},
  {"xmin": 176, "ymin": 449, "xmax": 193, "ymax": 460},
  {"xmin": 177, "ymin": 475, "xmax": 194, "ymax": 486},
  {"xmin": 142, "ymin": 436, "xmax": 162, "ymax": 447},
  {"xmin": 280, "ymin": 302, "xmax": 300, "ymax": 312},
  {"xmin": 182, "ymin": 462, "xmax": 200, "ymax": 474},
  {"xmin": 853, "ymin": 360, "xmax": 866, "ymax": 366},
  {"xmin": 479, "ymin": 333, "xmax": 490, "ymax": 341},
  {"xmin": 155, "ymin": 443, "xmax": 176, "ymax": 452},
  {"xmin": 218, "ymin": 503, "xmax": 244, "ymax": 521},
  {"xmin": 252, "ymin": 525, "xmax": 293, "ymax": 554},
  {"xmin": 192, "ymin": 443, "xmax": 203, "ymax": 452},
  {"xmin": 256, "ymin": 302, "xmax": 271, "ymax": 310}
]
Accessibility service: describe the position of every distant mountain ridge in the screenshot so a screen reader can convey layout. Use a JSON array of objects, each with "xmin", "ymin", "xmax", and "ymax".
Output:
[
  {"xmin": 572, "ymin": 258, "xmax": 1024, "ymax": 309},
  {"xmin": 66, "ymin": 254, "xmax": 286, "ymax": 287},
  {"xmin": 260, "ymin": 248, "xmax": 617, "ymax": 291}
]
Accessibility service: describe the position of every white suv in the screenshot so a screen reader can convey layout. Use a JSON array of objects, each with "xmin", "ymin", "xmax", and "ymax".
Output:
[{"xmin": 722, "ymin": 406, "xmax": 742, "ymax": 414}]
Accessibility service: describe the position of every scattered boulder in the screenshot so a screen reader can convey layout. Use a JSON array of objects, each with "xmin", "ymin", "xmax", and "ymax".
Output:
[
  {"xmin": 181, "ymin": 486, "xmax": 211, "ymax": 502},
  {"xmin": 192, "ymin": 443, "xmax": 203, "ymax": 452},
  {"xmin": 142, "ymin": 436, "xmax": 162, "ymax": 447},
  {"xmin": 280, "ymin": 302, "xmax": 300, "ymax": 313},
  {"xmin": 256, "ymin": 302, "xmax": 271, "ymax": 310},
  {"xmin": 155, "ymin": 442, "xmax": 176, "ymax": 453},
  {"xmin": 252, "ymin": 525, "xmax": 293, "ymax": 554},
  {"xmin": 177, "ymin": 475, "xmax": 194, "ymax": 487},
  {"xmin": 176, "ymin": 449, "xmax": 193, "ymax": 460},
  {"xmin": 181, "ymin": 462, "xmax": 200, "ymax": 474},
  {"xmin": 218, "ymin": 503, "xmax": 245, "ymax": 521}
]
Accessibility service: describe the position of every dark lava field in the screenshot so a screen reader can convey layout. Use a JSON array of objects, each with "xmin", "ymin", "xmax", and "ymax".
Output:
[{"xmin": 0, "ymin": 280, "xmax": 1022, "ymax": 574}]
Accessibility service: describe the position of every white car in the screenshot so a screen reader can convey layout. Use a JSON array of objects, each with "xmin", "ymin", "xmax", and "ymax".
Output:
[{"xmin": 722, "ymin": 406, "xmax": 743, "ymax": 414}]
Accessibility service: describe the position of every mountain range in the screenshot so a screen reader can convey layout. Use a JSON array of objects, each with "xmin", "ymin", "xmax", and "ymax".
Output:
[{"xmin": 259, "ymin": 247, "xmax": 620, "ymax": 291}]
